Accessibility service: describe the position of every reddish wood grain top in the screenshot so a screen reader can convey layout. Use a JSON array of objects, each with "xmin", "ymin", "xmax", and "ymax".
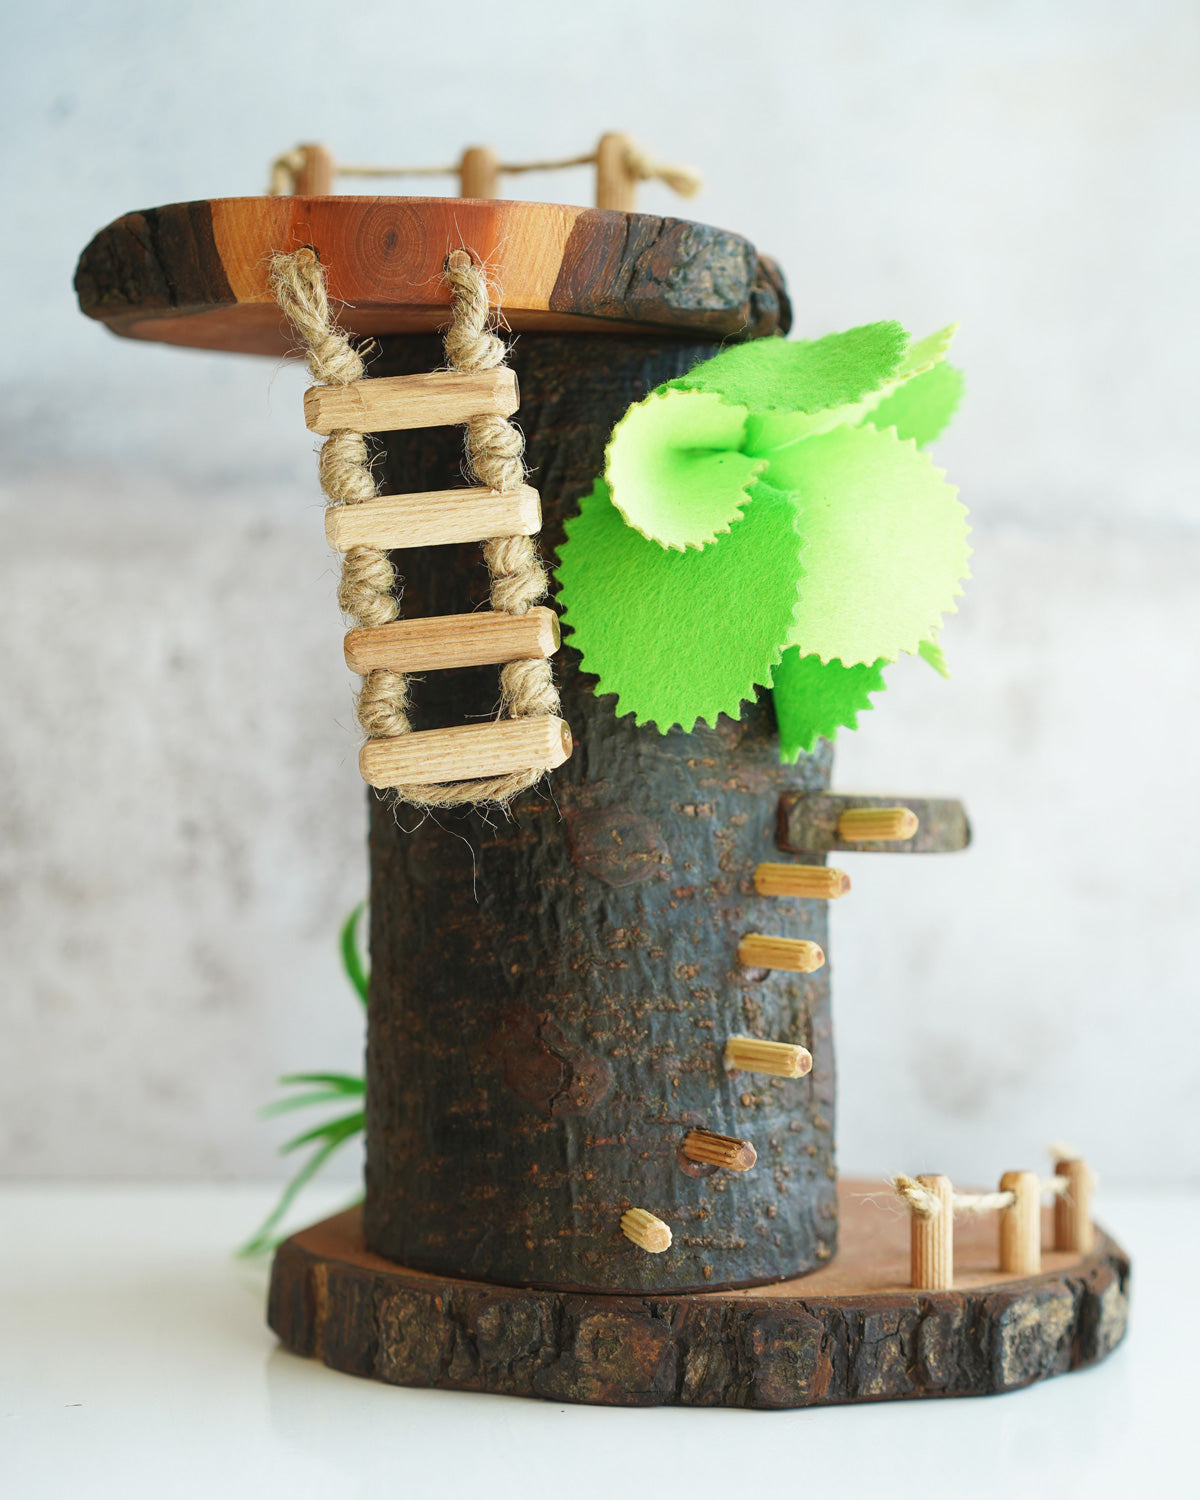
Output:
[{"xmin": 74, "ymin": 196, "xmax": 790, "ymax": 356}]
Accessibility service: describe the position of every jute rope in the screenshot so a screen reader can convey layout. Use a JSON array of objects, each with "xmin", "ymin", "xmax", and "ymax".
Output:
[
  {"xmin": 269, "ymin": 246, "xmax": 560, "ymax": 807},
  {"xmin": 891, "ymin": 1171, "xmax": 1077, "ymax": 1219}
]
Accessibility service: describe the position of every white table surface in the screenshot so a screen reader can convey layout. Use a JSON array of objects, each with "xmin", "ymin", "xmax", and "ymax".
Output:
[{"xmin": 1, "ymin": 1184, "xmax": 1191, "ymax": 1499}]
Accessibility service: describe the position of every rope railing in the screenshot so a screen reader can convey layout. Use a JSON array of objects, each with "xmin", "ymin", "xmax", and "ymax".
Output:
[
  {"xmin": 891, "ymin": 1151, "xmax": 1097, "ymax": 1289},
  {"xmin": 266, "ymin": 133, "xmax": 702, "ymax": 213}
]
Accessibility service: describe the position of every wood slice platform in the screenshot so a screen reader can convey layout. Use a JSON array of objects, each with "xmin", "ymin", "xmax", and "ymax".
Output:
[
  {"xmin": 74, "ymin": 197, "xmax": 789, "ymax": 355},
  {"xmin": 268, "ymin": 1179, "xmax": 1129, "ymax": 1409}
]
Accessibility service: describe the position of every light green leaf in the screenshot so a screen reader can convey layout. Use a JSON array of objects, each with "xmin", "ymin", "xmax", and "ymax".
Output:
[
  {"xmin": 604, "ymin": 387, "xmax": 765, "ymax": 550},
  {"xmin": 768, "ymin": 424, "xmax": 971, "ymax": 665},
  {"xmin": 918, "ymin": 637, "xmax": 951, "ymax": 678},
  {"xmin": 869, "ymin": 362, "xmax": 964, "ymax": 448}
]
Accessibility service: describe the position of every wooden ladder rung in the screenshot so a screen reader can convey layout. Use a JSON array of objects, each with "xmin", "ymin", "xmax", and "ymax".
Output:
[
  {"xmin": 359, "ymin": 716, "xmax": 573, "ymax": 789},
  {"xmin": 345, "ymin": 607, "xmax": 560, "ymax": 675},
  {"xmin": 305, "ymin": 368, "xmax": 520, "ymax": 435},
  {"xmin": 326, "ymin": 485, "xmax": 542, "ymax": 552},
  {"xmin": 737, "ymin": 934, "xmax": 826, "ymax": 973}
]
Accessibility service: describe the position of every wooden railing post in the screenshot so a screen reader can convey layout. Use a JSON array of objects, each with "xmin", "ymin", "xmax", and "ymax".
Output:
[
  {"xmin": 595, "ymin": 131, "xmax": 638, "ymax": 211},
  {"xmin": 458, "ymin": 146, "xmax": 499, "ymax": 199},
  {"xmin": 998, "ymin": 1170, "xmax": 1041, "ymax": 1274},
  {"xmin": 1054, "ymin": 1157, "xmax": 1095, "ymax": 1253},
  {"xmin": 294, "ymin": 143, "xmax": 335, "ymax": 195},
  {"xmin": 910, "ymin": 1174, "xmax": 954, "ymax": 1289}
]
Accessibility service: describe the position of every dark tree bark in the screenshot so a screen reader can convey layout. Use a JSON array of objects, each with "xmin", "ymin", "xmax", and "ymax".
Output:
[{"xmin": 363, "ymin": 333, "xmax": 838, "ymax": 1294}]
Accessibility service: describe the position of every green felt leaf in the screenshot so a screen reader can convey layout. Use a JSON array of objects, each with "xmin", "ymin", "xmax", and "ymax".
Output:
[
  {"xmin": 604, "ymin": 388, "xmax": 766, "ymax": 550},
  {"xmin": 556, "ymin": 477, "xmax": 803, "ymax": 733},
  {"xmin": 918, "ymin": 636, "xmax": 951, "ymax": 678},
  {"xmin": 895, "ymin": 323, "xmax": 958, "ymax": 379},
  {"xmin": 669, "ymin": 322, "xmax": 909, "ymax": 414},
  {"xmin": 771, "ymin": 649, "xmax": 887, "ymax": 761},
  {"xmin": 869, "ymin": 362, "xmax": 964, "ymax": 447},
  {"xmin": 745, "ymin": 325, "xmax": 960, "ymax": 458},
  {"xmin": 767, "ymin": 423, "xmax": 971, "ymax": 665}
]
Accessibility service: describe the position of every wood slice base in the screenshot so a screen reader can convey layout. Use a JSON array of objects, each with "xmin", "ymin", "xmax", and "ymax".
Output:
[{"xmin": 268, "ymin": 1179, "xmax": 1130, "ymax": 1409}]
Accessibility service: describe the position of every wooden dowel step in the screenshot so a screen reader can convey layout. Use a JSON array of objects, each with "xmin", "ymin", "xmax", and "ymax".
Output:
[
  {"xmin": 345, "ymin": 607, "xmax": 560, "ymax": 676},
  {"xmin": 910, "ymin": 1174, "xmax": 954, "ymax": 1290},
  {"xmin": 620, "ymin": 1207, "xmax": 672, "ymax": 1254},
  {"xmin": 723, "ymin": 1036, "xmax": 813, "ymax": 1079},
  {"xmin": 778, "ymin": 794, "xmax": 969, "ymax": 856},
  {"xmin": 837, "ymin": 806, "xmax": 919, "ymax": 842},
  {"xmin": 737, "ymin": 934, "xmax": 825, "ymax": 973},
  {"xmin": 325, "ymin": 485, "xmax": 542, "ymax": 552},
  {"xmin": 681, "ymin": 1128, "xmax": 757, "ymax": 1172},
  {"xmin": 753, "ymin": 863, "xmax": 850, "ymax": 900},
  {"xmin": 999, "ymin": 1170, "xmax": 1041, "ymax": 1275},
  {"xmin": 359, "ymin": 716, "xmax": 573, "ymax": 790},
  {"xmin": 1054, "ymin": 1157, "xmax": 1095, "ymax": 1254},
  {"xmin": 304, "ymin": 368, "xmax": 520, "ymax": 436}
]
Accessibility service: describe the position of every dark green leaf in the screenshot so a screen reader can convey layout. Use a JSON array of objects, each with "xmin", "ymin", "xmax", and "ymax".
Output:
[
  {"xmin": 277, "ymin": 1071, "xmax": 365, "ymax": 1093},
  {"xmin": 340, "ymin": 902, "xmax": 369, "ymax": 1006},
  {"xmin": 280, "ymin": 1111, "xmax": 365, "ymax": 1157}
]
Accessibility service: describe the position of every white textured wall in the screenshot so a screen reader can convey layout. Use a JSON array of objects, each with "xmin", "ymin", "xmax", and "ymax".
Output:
[{"xmin": 1, "ymin": 0, "xmax": 1197, "ymax": 1185}]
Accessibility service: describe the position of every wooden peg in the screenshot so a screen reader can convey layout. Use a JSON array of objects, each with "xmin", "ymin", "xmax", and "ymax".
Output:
[
  {"xmin": 595, "ymin": 131, "xmax": 638, "ymax": 211},
  {"xmin": 837, "ymin": 807, "xmax": 919, "ymax": 842},
  {"xmin": 737, "ymin": 934, "xmax": 825, "ymax": 973},
  {"xmin": 304, "ymin": 368, "xmax": 519, "ymax": 436},
  {"xmin": 1054, "ymin": 1157, "xmax": 1095, "ymax": 1254},
  {"xmin": 459, "ymin": 145, "xmax": 500, "ymax": 198},
  {"xmin": 723, "ymin": 1036, "xmax": 812, "ymax": 1079},
  {"xmin": 345, "ymin": 607, "xmax": 560, "ymax": 676},
  {"xmin": 620, "ymin": 1207, "xmax": 672, "ymax": 1254},
  {"xmin": 753, "ymin": 863, "xmax": 850, "ymax": 900},
  {"xmin": 910, "ymin": 1174, "xmax": 954, "ymax": 1290},
  {"xmin": 682, "ymin": 1128, "xmax": 757, "ymax": 1172},
  {"xmin": 293, "ymin": 143, "xmax": 335, "ymax": 195},
  {"xmin": 325, "ymin": 485, "xmax": 542, "ymax": 553},
  {"xmin": 359, "ymin": 716, "xmax": 572, "ymax": 789},
  {"xmin": 999, "ymin": 1170, "xmax": 1041, "ymax": 1275}
]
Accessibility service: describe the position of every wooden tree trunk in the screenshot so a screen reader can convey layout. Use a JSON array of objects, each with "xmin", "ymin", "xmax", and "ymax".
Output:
[{"xmin": 363, "ymin": 333, "xmax": 838, "ymax": 1293}]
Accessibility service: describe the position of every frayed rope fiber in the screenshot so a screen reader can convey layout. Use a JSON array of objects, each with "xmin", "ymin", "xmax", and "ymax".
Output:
[{"xmin": 269, "ymin": 246, "xmax": 560, "ymax": 807}]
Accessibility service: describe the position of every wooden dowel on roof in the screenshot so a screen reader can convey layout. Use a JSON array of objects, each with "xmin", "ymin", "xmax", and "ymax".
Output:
[
  {"xmin": 837, "ymin": 807, "xmax": 919, "ymax": 842},
  {"xmin": 293, "ymin": 143, "xmax": 335, "ymax": 195},
  {"xmin": 998, "ymin": 1170, "xmax": 1041, "ymax": 1275},
  {"xmin": 754, "ymin": 863, "xmax": 850, "ymax": 899},
  {"xmin": 595, "ymin": 131, "xmax": 638, "ymax": 211},
  {"xmin": 459, "ymin": 146, "xmax": 500, "ymax": 199},
  {"xmin": 1054, "ymin": 1157, "xmax": 1095, "ymax": 1254},
  {"xmin": 910, "ymin": 1174, "xmax": 954, "ymax": 1289}
]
